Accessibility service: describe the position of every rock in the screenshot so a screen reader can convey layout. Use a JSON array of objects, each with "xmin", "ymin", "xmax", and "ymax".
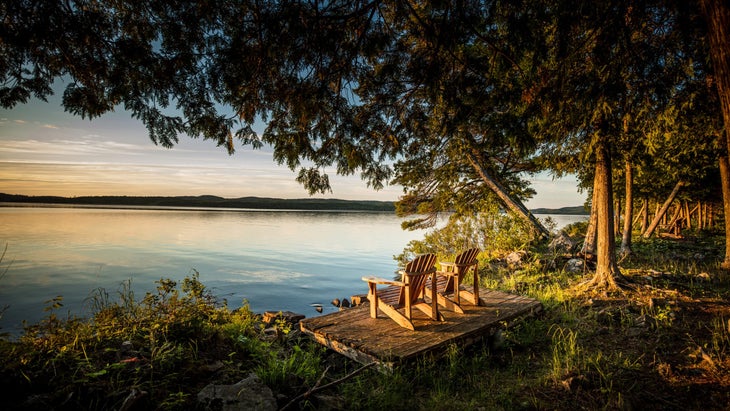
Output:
[
  {"xmin": 696, "ymin": 272, "xmax": 711, "ymax": 282},
  {"xmin": 564, "ymin": 258, "xmax": 584, "ymax": 274},
  {"xmin": 350, "ymin": 294, "xmax": 367, "ymax": 306},
  {"xmin": 262, "ymin": 311, "xmax": 305, "ymax": 326},
  {"xmin": 313, "ymin": 394, "xmax": 345, "ymax": 411},
  {"xmin": 488, "ymin": 329, "xmax": 505, "ymax": 350},
  {"xmin": 202, "ymin": 361, "xmax": 225, "ymax": 374},
  {"xmin": 340, "ymin": 298, "xmax": 350, "ymax": 308},
  {"xmin": 505, "ymin": 250, "xmax": 527, "ymax": 267},
  {"xmin": 689, "ymin": 346, "xmax": 716, "ymax": 368},
  {"xmin": 549, "ymin": 232, "xmax": 575, "ymax": 254},
  {"xmin": 198, "ymin": 373, "xmax": 277, "ymax": 411},
  {"xmin": 331, "ymin": 298, "xmax": 341, "ymax": 307}
]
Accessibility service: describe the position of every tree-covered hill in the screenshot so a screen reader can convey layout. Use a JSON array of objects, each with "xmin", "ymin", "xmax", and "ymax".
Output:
[
  {"xmin": 1, "ymin": 193, "xmax": 590, "ymax": 214},
  {"xmin": 0, "ymin": 193, "xmax": 395, "ymax": 212}
]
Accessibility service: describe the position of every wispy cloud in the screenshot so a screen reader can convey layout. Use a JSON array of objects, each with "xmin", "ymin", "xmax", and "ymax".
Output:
[{"xmin": 0, "ymin": 137, "xmax": 154, "ymax": 158}]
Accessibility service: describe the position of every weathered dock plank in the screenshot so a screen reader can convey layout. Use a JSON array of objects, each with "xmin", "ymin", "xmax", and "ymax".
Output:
[{"xmin": 300, "ymin": 286, "xmax": 541, "ymax": 370}]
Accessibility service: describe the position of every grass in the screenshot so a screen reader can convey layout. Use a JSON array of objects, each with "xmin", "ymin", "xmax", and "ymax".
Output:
[{"xmin": 1, "ymin": 233, "xmax": 730, "ymax": 410}]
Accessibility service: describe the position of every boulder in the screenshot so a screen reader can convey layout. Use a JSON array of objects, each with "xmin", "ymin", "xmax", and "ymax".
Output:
[
  {"xmin": 505, "ymin": 250, "xmax": 527, "ymax": 267},
  {"xmin": 549, "ymin": 232, "xmax": 576, "ymax": 255},
  {"xmin": 262, "ymin": 310, "xmax": 305, "ymax": 326},
  {"xmin": 197, "ymin": 373, "xmax": 276, "ymax": 411},
  {"xmin": 350, "ymin": 294, "xmax": 368, "ymax": 306},
  {"xmin": 564, "ymin": 258, "xmax": 585, "ymax": 274}
]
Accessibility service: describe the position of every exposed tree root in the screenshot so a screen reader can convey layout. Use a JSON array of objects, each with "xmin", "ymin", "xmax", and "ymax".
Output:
[{"xmin": 578, "ymin": 270, "xmax": 635, "ymax": 293}]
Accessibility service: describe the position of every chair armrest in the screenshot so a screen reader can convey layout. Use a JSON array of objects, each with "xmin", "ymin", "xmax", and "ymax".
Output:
[
  {"xmin": 398, "ymin": 268, "xmax": 436, "ymax": 277},
  {"xmin": 439, "ymin": 261, "xmax": 456, "ymax": 270},
  {"xmin": 362, "ymin": 276, "xmax": 405, "ymax": 287}
]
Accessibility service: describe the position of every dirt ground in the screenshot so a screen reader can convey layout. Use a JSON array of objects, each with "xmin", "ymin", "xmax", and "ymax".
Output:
[{"xmin": 531, "ymin": 271, "xmax": 730, "ymax": 410}]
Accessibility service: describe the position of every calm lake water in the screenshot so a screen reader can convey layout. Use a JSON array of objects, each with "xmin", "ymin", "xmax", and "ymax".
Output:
[{"xmin": 0, "ymin": 205, "xmax": 586, "ymax": 337}]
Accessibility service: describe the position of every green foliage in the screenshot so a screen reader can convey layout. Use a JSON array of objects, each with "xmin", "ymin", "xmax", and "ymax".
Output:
[
  {"xmin": 255, "ymin": 343, "xmax": 323, "ymax": 390},
  {"xmin": 0, "ymin": 272, "xmax": 312, "ymax": 409},
  {"xmin": 397, "ymin": 199, "xmax": 538, "ymax": 266},
  {"xmin": 549, "ymin": 325, "xmax": 581, "ymax": 382}
]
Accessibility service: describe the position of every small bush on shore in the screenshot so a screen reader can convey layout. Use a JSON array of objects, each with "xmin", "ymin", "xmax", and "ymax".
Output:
[{"xmin": 0, "ymin": 272, "xmax": 323, "ymax": 410}]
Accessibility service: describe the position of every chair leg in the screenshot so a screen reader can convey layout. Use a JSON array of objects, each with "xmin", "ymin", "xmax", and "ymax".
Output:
[
  {"xmin": 472, "ymin": 263, "xmax": 480, "ymax": 306},
  {"xmin": 404, "ymin": 286, "xmax": 412, "ymax": 320},
  {"xmin": 367, "ymin": 283, "xmax": 378, "ymax": 318},
  {"xmin": 430, "ymin": 272, "xmax": 438, "ymax": 320},
  {"xmin": 453, "ymin": 273, "xmax": 461, "ymax": 306}
]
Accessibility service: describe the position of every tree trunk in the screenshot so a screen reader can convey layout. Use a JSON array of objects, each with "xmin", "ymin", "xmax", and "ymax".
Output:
[
  {"xmin": 697, "ymin": 201, "xmax": 703, "ymax": 229},
  {"xmin": 642, "ymin": 181, "xmax": 685, "ymax": 238},
  {"xmin": 720, "ymin": 156, "xmax": 730, "ymax": 268},
  {"xmin": 584, "ymin": 141, "xmax": 625, "ymax": 290},
  {"xmin": 667, "ymin": 203, "xmax": 682, "ymax": 235},
  {"xmin": 614, "ymin": 198, "xmax": 621, "ymax": 236},
  {"xmin": 700, "ymin": 0, "xmax": 730, "ymax": 268},
  {"xmin": 640, "ymin": 198, "xmax": 649, "ymax": 234},
  {"xmin": 466, "ymin": 151, "xmax": 550, "ymax": 239},
  {"xmin": 581, "ymin": 201, "xmax": 598, "ymax": 258},
  {"xmin": 620, "ymin": 160, "xmax": 633, "ymax": 257}
]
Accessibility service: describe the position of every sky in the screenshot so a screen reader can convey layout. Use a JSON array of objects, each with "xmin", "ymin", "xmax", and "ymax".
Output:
[{"xmin": 0, "ymin": 92, "xmax": 586, "ymax": 208}]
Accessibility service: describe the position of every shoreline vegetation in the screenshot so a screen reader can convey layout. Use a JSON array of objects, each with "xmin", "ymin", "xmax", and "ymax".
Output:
[{"xmin": 0, "ymin": 193, "xmax": 588, "ymax": 214}]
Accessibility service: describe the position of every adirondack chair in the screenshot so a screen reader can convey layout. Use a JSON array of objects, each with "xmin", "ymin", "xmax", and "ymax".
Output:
[
  {"xmin": 362, "ymin": 253, "xmax": 443, "ymax": 331},
  {"xmin": 433, "ymin": 248, "xmax": 481, "ymax": 309}
]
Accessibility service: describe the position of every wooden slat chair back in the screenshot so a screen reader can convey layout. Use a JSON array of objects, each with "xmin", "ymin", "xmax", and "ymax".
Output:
[
  {"xmin": 432, "ymin": 248, "xmax": 481, "ymax": 311},
  {"xmin": 362, "ymin": 253, "xmax": 443, "ymax": 331},
  {"xmin": 397, "ymin": 252, "xmax": 438, "ymax": 306}
]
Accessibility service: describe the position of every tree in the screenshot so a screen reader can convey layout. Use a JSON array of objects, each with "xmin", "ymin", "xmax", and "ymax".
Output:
[
  {"xmin": 1, "ymin": 0, "xmax": 397, "ymax": 194},
  {"xmin": 699, "ymin": 0, "xmax": 730, "ymax": 268},
  {"xmin": 535, "ymin": 0, "xmax": 699, "ymax": 290},
  {"xmin": 359, "ymin": 1, "xmax": 551, "ymax": 237}
]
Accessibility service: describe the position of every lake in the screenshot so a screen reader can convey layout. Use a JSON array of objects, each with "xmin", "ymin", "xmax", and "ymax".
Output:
[{"xmin": 0, "ymin": 205, "xmax": 586, "ymax": 337}]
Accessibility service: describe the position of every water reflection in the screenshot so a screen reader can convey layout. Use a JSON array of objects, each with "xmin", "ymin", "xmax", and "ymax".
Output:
[{"xmin": 0, "ymin": 207, "xmax": 425, "ymax": 336}]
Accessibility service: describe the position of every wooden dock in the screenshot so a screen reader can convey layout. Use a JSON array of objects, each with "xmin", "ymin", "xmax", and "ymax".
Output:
[{"xmin": 300, "ymin": 287, "xmax": 542, "ymax": 371}]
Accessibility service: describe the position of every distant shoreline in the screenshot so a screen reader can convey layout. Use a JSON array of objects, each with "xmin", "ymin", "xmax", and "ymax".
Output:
[{"xmin": 0, "ymin": 193, "xmax": 588, "ymax": 214}]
